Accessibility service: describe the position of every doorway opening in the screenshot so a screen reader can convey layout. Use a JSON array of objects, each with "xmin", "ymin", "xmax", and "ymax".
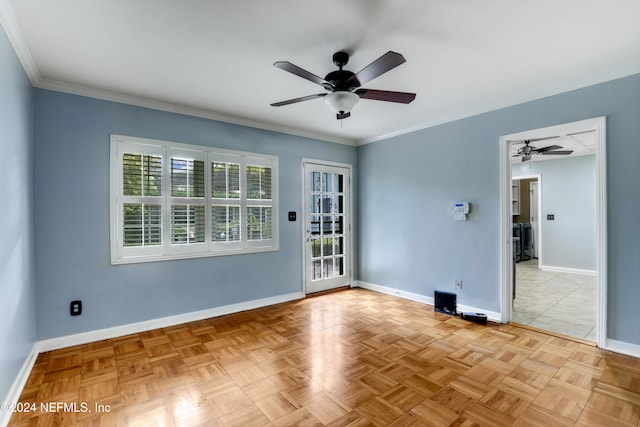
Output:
[
  {"xmin": 512, "ymin": 175, "xmax": 540, "ymax": 266},
  {"xmin": 500, "ymin": 117, "xmax": 607, "ymax": 347},
  {"xmin": 511, "ymin": 172, "xmax": 597, "ymax": 340},
  {"xmin": 302, "ymin": 159, "xmax": 353, "ymax": 295}
]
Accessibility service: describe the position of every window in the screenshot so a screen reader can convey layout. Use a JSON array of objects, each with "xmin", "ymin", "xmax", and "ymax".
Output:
[{"xmin": 110, "ymin": 135, "xmax": 278, "ymax": 264}]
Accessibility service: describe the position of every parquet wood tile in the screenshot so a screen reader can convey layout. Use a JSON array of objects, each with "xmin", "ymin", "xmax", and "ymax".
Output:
[
  {"xmin": 8, "ymin": 288, "xmax": 640, "ymax": 426},
  {"xmin": 354, "ymin": 396, "xmax": 404, "ymax": 426},
  {"xmin": 410, "ymin": 398, "xmax": 460, "ymax": 426},
  {"xmin": 304, "ymin": 394, "xmax": 348, "ymax": 425}
]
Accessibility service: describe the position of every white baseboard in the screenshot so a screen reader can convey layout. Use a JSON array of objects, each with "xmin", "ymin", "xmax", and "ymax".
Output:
[
  {"xmin": 355, "ymin": 281, "xmax": 501, "ymax": 322},
  {"xmin": 1, "ymin": 344, "xmax": 39, "ymax": 427},
  {"xmin": 4, "ymin": 287, "xmax": 638, "ymax": 427},
  {"xmin": 356, "ymin": 280, "xmax": 433, "ymax": 305},
  {"xmin": 355, "ymin": 282, "xmax": 640, "ymax": 358},
  {"xmin": 2, "ymin": 292, "xmax": 302, "ymax": 426},
  {"xmin": 605, "ymin": 339, "xmax": 640, "ymax": 358},
  {"xmin": 540, "ymin": 265, "xmax": 596, "ymax": 276},
  {"xmin": 38, "ymin": 291, "xmax": 303, "ymax": 352}
]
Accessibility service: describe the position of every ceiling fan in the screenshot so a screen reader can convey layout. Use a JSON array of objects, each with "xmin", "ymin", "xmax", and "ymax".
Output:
[
  {"xmin": 511, "ymin": 136, "xmax": 573, "ymax": 162},
  {"xmin": 270, "ymin": 51, "xmax": 416, "ymax": 119}
]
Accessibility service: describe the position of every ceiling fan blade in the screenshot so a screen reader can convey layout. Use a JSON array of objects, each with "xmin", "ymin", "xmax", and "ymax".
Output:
[
  {"xmin": 347, "ymin": 51, "xmax": 406, "ymax": 87},
  {"xmin": 273, "ymin": 61, "xmax": 332, "ymax": 88},
  {"xmin": 270, "ymin": 93, "xmax": 326, "ymax": 107},
  {"xmin": 540, "ymin": 150, "xmax": 573, "ymax": 155},
  {"xmin": 534, "ymin": 144, "xmax": 563, "ymax": 153},
  {"xmin": 355, "ymin": 89, "xmax": 416, "ymax": 103}
]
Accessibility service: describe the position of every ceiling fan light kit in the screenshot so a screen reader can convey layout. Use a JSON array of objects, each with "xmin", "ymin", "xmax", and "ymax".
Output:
[
  {"xmin": 324, "ymin": 91, "xmax": 360, "ymax": 116},
  {"xmin": 271, "ymin": 50, "xmax": 416, "ymax": 120}
]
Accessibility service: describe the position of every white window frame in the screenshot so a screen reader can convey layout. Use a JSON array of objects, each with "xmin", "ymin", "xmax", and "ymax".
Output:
[{"xmin": 110, "ymin": 135, "xmax": 279, "ymax": 264}]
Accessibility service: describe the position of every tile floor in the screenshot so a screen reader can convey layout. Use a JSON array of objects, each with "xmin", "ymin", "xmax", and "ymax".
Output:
[{"xmin": 512, "ymin": 259, "xmax": 596, "ymax": 341}]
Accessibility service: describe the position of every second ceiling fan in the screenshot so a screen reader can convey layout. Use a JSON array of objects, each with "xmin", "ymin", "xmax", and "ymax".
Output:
[
  {"xmin": 271, "ymin": 51, "xmax": 416, "ymax": 119},
  {"xmin": 512, "ymin": 136, "xmax": 574, "ymax": 162}
]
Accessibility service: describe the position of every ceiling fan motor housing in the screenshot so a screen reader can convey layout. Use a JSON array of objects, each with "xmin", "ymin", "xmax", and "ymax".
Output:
[
  {"xmin": 325, "ymin": 70, "xmax": 359, "ymax": 91},
  {"xmin": 326, "ymin": 52, "xmax": 360, "ymax": 91}
]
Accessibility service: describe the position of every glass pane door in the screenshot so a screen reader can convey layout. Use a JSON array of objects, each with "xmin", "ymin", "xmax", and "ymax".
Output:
[{"xmin": 304, "ymin": 162, "xmax": 350, "ymax": 294}]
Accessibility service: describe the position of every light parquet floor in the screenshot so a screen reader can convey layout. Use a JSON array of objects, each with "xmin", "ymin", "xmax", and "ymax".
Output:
[{"xmin": 9, "ymin": 288, "xmax": 640, "ymax": 426}]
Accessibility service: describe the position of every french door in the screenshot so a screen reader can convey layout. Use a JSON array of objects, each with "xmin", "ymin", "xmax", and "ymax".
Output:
[{"xmin": 303, "ymin": 161, "xmax": 351, "ymax": 294}]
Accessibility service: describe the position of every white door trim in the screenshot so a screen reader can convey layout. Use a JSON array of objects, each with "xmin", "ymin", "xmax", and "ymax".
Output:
[
  {"xmin": 301, "ymin": 158, "xmax": 353, "ymax": 295},
  {"xmin": 499, "ymin": 116, "xmax": 607, "ymax": 348}
]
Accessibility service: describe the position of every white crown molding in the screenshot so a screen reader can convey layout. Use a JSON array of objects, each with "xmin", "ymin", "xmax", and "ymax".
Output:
[
  {"xmin": 358, "ymin": 67, "xmax": 640, "ymax": 147},
  {"xmin": 36, "ymin": 77, "xmax": 357, "ymax": 146},
  {"xmin": 4, "ymin": 0, "xmax": 638, "ymax": 148},
  {"xmin": 37, "ymin": 66, "xmax": 640, "ymax": 148},
  {"xmin": 35, "ymin": 65, "xmax": 640, "ymax": 148},
  {"xmin": 0, "ymin": 2, "xmax": 356, "ymax": 148},
  {"xmin": 0, "ymin": 0, "xmax": 40, "ymax": 84},
  {"xmin": 5, "ymin": 0, "xmax": 638, "ymax": 150}
]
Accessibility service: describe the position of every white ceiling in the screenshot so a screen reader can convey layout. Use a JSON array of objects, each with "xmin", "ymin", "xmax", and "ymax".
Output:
[{"xmin": 2, "ymin": 0, "xmax": 639, "ymax": 145}]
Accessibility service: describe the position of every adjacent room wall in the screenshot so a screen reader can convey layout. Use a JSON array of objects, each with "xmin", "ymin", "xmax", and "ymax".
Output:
[
  {"xmin": 33, "ymin": 89, "xmax": 357, "ymax": 340},
  {"xmin": 0, "ymin": 26, "xmax": 35, "ymax": 402},
  {"xmin": 358, "ymin": 73, "xmax": 640, "ymax": 346},
  {"xmin": 513, "ymin": 155, "xmax": 596, "ymax": 271}
]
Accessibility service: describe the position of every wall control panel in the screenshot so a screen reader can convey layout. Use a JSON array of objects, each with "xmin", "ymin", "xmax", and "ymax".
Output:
[{"xmin": 450, "ymin": 202, "xmax": 470, "ymax": 221}]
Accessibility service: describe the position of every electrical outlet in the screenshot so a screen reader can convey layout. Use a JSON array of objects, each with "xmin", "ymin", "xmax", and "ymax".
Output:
[
  {"xmin": 455, "ymin": 279, "xmax": 462, "ymax": 289},
  {"xmin": 70, "ymin": 300, "xmax": 82, "ymax": 316}
]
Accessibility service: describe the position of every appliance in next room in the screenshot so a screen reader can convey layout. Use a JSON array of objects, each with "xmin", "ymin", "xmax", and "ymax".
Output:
[{"xmin": 512, "ymin": 222, "xmax": 532, "ymax": 262}]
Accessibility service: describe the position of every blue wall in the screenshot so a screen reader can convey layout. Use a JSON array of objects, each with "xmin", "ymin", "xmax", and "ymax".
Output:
[
  {"xmin": 33, "ymin": 90, "xmax": 357, "ymax": 340},
  {"xmin": 6, "ymin": 34, "xmax": 639, "ymax": 354},
  {"xmin": 358, "ymin": 73, "xmax": 640, "ymax": 345},
  {"xmin": 0, "ymin": 27, "xmax": 35, "ymax": 401}
]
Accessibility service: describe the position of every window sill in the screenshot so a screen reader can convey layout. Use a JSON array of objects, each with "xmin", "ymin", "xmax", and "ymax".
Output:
[{"xmin": 110, "ymin": 245, "xmax": 279, "ymax": 265}]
